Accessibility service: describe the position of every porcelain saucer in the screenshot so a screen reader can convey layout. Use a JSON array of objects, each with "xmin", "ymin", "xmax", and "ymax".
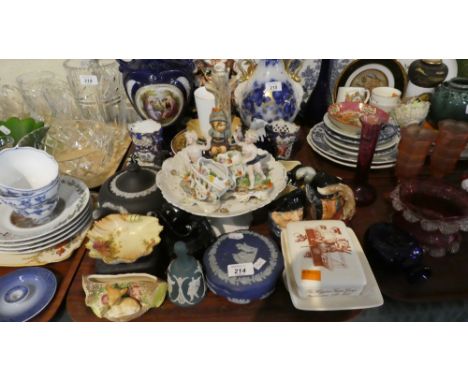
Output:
[
  {"xmin": 0, "ymin": 267, "xmax": 57, "ymax": 321},
  {"xmin": 307, "ymin": 129, "xmax": 395, "ymax": 170},
  {"xmin": 310, "ymin": 124, "xmax": 397, "ymax": 164},
  {"xmin": 323, "ymin": 113, "xmax": 399, "ymax": 143},
  {"xmin": 0, "ymin": 176, "xmax": 90, "ymax": 243},
  {"xmin": 322, "ymin": 131, "xmax": 396, "ymax": 161},
  {"xmin": 322, "ymin": 122, "xmax": 399, "ymax": 152},
  {"xmin": 0, "ymin": 208, "xmax": 92, "ymax": 253}
]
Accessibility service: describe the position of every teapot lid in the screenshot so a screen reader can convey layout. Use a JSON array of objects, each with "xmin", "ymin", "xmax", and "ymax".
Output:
[{"xmin": 109, "ymin": 157, "xmax": 159, "ymax": 198}]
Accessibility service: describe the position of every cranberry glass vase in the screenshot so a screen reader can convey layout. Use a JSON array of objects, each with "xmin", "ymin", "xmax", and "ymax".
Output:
[{"xmin": 351, "ymin": 115, "xmax": 384, "ymax": 206}]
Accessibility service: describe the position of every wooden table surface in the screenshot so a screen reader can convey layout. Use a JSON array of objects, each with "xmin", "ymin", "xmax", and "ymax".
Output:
[
  {"xmin": 66, "ymin": 126, "xmax": 468, "ymax": 321},
  {"xmin": 0, "ymin": 244, "xmax": 87, "ymax": 322}
]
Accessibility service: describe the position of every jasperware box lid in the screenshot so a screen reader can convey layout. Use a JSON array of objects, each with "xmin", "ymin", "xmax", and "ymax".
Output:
[{"xmin": 203, "ymin": 230, "xmax": 283, "ymax": 301}]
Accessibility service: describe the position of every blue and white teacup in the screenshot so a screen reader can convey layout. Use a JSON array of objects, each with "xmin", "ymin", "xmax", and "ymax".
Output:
[{"xmin": 0, "ymin": 147, "xmax": 60, "ymax": 220}]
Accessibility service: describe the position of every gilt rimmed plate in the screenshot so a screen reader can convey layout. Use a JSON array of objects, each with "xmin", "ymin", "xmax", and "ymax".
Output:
[
  {"xmin": 333, "ymin": 59, "xmax": 408, "ymax": 102},
  {"xmin": 0, "ymin": 267, "xmax": 57, "ymax": 321},
  {"xmin": 0, "ymin": 176, "xmax": 90, "ymax": 243}
]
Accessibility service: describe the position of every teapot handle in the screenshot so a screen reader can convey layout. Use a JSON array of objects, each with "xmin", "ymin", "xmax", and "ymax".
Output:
[
  {"xmin": 235, "ymin": 59, "xmax": 256, "ymax": 82},
  {"xmin": 283, "ymin": 59, "xmax": 303, "ymax": 83}
]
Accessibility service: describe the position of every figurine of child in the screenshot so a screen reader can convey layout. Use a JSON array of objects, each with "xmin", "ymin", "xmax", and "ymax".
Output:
[
  {"xmin": 182, "ymin": 130, "xmax": 211, "ymax": 170},
  {"xmin": 208, "ymin": 107, "xmax": 230, "ymax": 157},
  {"xmin": 234, "ymin": 129, "xmax": 267, "ymax": 189}
]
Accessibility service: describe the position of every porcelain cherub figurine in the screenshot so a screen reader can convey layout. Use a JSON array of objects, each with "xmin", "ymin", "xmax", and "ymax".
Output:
[
  {"xmin": 181, "ymin": 130, "xmax": 211, "ymax": 171},
  {"xmin": 234, "ymin": 129, "xmax": 268, "ymax": 189}
]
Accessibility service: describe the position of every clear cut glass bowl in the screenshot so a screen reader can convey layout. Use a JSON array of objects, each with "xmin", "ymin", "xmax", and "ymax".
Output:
[{"xmin": 17, "ymin": 120, "xmax": 117, "ymax": 188}]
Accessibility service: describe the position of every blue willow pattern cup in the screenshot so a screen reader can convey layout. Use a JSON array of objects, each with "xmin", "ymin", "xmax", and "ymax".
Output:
[{"xmin": 128, "ymin": 120, "xmax": 163, "ymax": 163}]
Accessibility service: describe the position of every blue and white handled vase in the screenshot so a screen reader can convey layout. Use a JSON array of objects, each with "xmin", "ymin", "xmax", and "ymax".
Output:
[{"xmin": 233, "ymin": 59, "xmax": 305, "ymax": 127}]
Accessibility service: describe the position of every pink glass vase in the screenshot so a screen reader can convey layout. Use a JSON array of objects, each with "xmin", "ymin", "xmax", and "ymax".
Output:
[{"xmin": 351, "ymin": 115, "xmax": 384, "ymax": 206}]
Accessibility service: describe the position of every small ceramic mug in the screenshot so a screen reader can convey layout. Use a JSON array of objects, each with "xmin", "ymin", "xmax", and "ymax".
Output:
[
  {"xmin": 128, "ymin": 120, "xmax": 163, "ymax": 163},
  {"xmin": 370, "ymin": 87, "xmax": 402, "ymax": 113},
  {"xmin": 336, "ymin": 87, "xmax": 370, "ymax": 103}
]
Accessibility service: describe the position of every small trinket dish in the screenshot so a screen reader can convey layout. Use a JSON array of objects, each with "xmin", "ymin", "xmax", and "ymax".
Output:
[
  {"xmin": 0, "ymin": 267, "xmax": 57, "ymax": 321},
  {"xmin": 86, "ymin": 214, "xmax": 163, "ymax": 264},
  {"xmin": 203, "ymin": 230, "xmax": 283, "ymax": 304},
  {"xmin": 82, "ymin": 273, "xmax": 167, "ymax": 322}
]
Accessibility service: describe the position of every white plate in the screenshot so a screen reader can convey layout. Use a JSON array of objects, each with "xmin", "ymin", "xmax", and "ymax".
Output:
[
  {"xmin": 309, "ymin": 124, "xmax": 397, "ymax": 165},
  {"xmin": 0, "ymin": 229, "xmax": 87, "ymax": 267},
  {"xmin": 323, "ymin": 113, "xmax": 399, "ymax": 145},
  {"xmin": 322, "ymin": 123, "xmax": 399, "ymax": 153},
  {"xmin": 307, "ymin": 129, "xmax": 396, "ymax": 170},
  {"xmin": 0, "ymin": 204, "xmax": 91, "ymax": 250},
  {"xmin": 157, "ymin": 149, "xmax": 287, "ymax": 218},
  {"xmin": 0, "ymin": 212, "xmax": 91, "ymax": 254},
  {"xmin": 281, "ymin": 229, "xmax": 383, "ymax": 311},
  {"xmin": 324, "ymin": 133, "xmax": 396, "ymax": 157},
  {"xmin": 0, "ymin": 200, "xmax": 91, "ymax": 247},
  {"xmin": 322, "ymin": 132, "xmax": 397, "ymax": 162},
  {"xmin": 0, "ymin": 176, "xmax": 90, "ymax": 243}
]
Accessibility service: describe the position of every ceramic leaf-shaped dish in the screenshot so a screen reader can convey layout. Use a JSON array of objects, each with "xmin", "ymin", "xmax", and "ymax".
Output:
[
  {"xmin": 82, "ymin": 273, "xmax": 167, "ymax": 322},
  {"xmin": 86, "ymin": 214, "xmax": 163, "ymax": 264}
]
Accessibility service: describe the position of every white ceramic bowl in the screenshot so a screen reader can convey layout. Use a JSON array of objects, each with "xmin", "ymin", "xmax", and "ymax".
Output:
[
  {"xmin": 0, "ymin": 147, "xmax": 59, "ymax": 195},
  {"xmin": 391, "ymin": 101, "xmax": 431, "ymax": 127}
]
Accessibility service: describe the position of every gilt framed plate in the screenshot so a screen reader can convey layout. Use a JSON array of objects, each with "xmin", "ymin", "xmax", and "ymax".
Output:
[{"xmin": 333, "ymin": 59, "xmax": 408, "ymax": 102}]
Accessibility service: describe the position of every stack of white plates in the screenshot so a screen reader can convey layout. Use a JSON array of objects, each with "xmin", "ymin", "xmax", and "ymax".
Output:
[
  {"xmin": 0, "ymin": 175, "xmax": 92, "ymax": 254},
  {"xmin": 307, "ymin": 113, "xmax": 400, "ymax": 169}
]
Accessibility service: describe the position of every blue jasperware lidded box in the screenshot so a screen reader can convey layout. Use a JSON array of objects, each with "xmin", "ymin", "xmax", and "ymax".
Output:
[{"xmin": 203, "ymin": 230, "xmax": 283, "ymax": 304}]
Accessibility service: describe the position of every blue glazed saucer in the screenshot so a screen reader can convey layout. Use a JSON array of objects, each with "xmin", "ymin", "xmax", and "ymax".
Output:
[{"xmin": 0, "ymin": 267, "xmax": 57, "ymax": 322}]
